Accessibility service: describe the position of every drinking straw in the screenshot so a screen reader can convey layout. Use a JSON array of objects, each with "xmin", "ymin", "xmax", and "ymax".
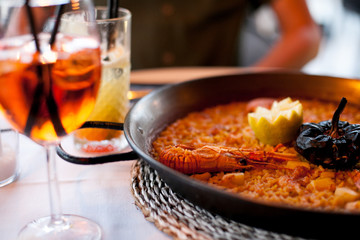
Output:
[
  {"xmin": 105, "ymin": 0, "xmax": 119, "ymax": 54},
  {"xmin": 113, "ymin": 0, "xmax": 119, "ymax": 18},
  {"xmin": 45, "ymin": 72, "xmax": 67, "ymax": 137},
  {"xmin": 24, "ymin": 0, "xmax": 42, "ymax": 135},
  {"xmin": 49, "ymin": 5, "xmax": 65, "ymax": 47},
  {"xmin": 107, "ymin": 0, "xmax": 119, "ymax": 19},
  {"xmin": 24, "ymin": 1, "xmax": 66, "ymax": 137},
  {"xmin": 47, "ymin": 4, "xmax": 67, "ymax": 137},
  {"xmin": 24, "ymin": 0, "xmax": 41, "ymax": 53},
  {"xmin": 107, "ymin": 0, "xmax": 113, "ymax": 19},
  {"xmin": 24, "ymin": 66, "xmax": 44, "ymax": 135}
]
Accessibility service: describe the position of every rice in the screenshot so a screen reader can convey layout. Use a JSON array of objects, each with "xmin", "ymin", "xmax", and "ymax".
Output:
[{"xmin": 151, "ymin": 99, "xmax": 360, "ymax": 212}]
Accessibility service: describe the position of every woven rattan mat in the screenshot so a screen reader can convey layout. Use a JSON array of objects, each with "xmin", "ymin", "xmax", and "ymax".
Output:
[{"xmin": 131, "ymin": 159, "xmax": 307, "ymax": 240}]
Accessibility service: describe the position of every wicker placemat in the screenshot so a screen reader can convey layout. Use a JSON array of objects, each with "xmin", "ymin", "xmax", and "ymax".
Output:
[{"xmin": 131, "ymin": 159, "xmax": 306, "ymax": 240}]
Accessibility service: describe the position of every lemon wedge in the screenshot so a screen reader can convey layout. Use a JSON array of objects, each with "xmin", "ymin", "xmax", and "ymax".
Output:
[{"xmin": 248, "ymin": 97, "xmax": 303, "ymax": 146}]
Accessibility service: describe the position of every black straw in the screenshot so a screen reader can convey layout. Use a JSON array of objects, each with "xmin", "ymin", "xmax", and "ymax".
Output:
[
  {"xmin": 46, "ymin": 4, "xmax": 67, "ymax": 137},
  {"xmin": 105, "ymin": 0, "xmax": 119, "ymax": 54},
  {"xmin": 113, "ymin": 0, "xmax": 119, "ymax": 18},
  {"xmin": 24, "ymin": 67, "xmax": 44, "ymax": 135},
  {"xmin": 49, "ymin": 5, "xmax": 65, "ymax": 47},
  {"xmin": 24, "ymin": 2, "xmax": 66, "ymax": 138},
  {"xmin": 24, "ymin": 0, "xmax": 42, "ymax": 136},
  {"xmin": 47, "ymin": 4, "xmax": 66, "ymax": 136},
  {"xmin": 107, "ymin": 0, "xmax": 119, "ymax": 19},
  {"xmin": 107, "ymin": 0, "xmax": 113, "ymax": 18},
  {"xmin": 25, "ymin": 0, "xmax": 41, "ymax": 53}
]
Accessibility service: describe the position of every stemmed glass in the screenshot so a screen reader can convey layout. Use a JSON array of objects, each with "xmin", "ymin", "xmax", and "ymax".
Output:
[{"xmin": 0, "ymin": 0, "xmax": 102, "ymax": 239}]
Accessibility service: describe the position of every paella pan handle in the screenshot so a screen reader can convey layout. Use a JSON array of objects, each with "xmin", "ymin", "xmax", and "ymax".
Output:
[{"xmin": 56, "ymin": 121, "xmax": 138, "ymax": 165}]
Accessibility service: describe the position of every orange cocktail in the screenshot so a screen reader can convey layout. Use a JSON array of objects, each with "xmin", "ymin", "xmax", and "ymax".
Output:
[{"xmin": 0, "ymin": 34, "xmax": 101, "ymax": 144}]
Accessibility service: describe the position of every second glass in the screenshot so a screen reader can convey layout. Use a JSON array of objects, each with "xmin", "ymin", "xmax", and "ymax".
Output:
[
  {"xmin": 0, "ymin": 128, "xmax": 19, "ymax": 187},
  {"xmin": 74, "ymin": 7, "xmax": 131, "ymax": 153}
]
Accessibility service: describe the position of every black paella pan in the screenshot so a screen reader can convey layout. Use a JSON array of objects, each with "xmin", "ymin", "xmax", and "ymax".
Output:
[{"xmin": 57, "ymin": 70, "xmax": 360, "ymax": 239}]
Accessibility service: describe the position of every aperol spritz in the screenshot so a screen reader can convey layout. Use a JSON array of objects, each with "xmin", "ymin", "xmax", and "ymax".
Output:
[
  {"xmin": 0, "ymin": 0, "xmax": 102, "ymax": 239},
  {"xmin": 0, "ymin": 35, "xmax": 101, "ymax": 143}
]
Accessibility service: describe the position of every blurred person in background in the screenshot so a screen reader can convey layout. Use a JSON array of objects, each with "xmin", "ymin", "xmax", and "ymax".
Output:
[{"xmin": 94, "ymin": 0, "xmax": 321, "ymax": 70}]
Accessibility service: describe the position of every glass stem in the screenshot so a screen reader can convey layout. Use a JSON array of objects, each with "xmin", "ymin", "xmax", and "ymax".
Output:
[{"xmin": 46, "ymin": 145, "xmax": 63, "ymax": 224}]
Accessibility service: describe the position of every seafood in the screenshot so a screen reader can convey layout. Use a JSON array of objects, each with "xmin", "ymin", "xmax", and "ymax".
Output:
[
  {"xmin": 159, "ymin": 144, "xmax": 298, "ymax": 174},
  {"xmin": 245, "ymin": 97, "xmax": 275, "ymax": 113}
]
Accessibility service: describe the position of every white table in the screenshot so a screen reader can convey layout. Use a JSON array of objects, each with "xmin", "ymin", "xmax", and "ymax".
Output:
[{"xmin": 0, "ymin": 133, "xmax": 171, "ymax": 240}]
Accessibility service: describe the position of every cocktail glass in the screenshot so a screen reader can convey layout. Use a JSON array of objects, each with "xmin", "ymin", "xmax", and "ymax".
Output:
[{"xmin": 0, "ymin": 0, "xmax": 102, "ymax": 239}]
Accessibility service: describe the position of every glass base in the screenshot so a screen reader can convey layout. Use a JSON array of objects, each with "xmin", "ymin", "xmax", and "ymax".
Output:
[
  {"xmin": 0, "ymin": 170, "xmax": 19, "ymax": 187},
  {"xmin": 18, "ymin": 214, "xmax": 102, "ymax": 240}
]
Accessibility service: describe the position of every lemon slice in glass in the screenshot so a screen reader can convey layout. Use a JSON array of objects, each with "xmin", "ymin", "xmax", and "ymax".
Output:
[{"xmin": 248, "ymin": 97, "xmax": 303, "ymax": 146}]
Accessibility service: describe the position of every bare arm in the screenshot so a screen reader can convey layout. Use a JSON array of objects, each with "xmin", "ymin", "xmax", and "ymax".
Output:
[{"xmin": 254, "ymin": 0, "xmax": 322, "ymax": 69}]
